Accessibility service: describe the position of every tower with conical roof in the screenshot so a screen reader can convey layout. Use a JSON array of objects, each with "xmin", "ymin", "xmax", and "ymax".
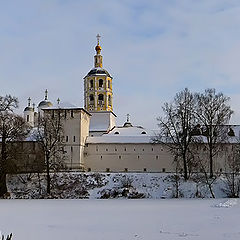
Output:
[{"xmin": 84, "ymin": 34, "xmax": 113, "ymax": 112}]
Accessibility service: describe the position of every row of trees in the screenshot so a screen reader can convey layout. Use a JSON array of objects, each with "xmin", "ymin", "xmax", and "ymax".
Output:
[
  {"xmin": 155, "ymin": 88, "xmax": 234, "ymax": 180},
  {"xmin": 0, "ymin": 95, "xmax": 65, "ymax": 197}
]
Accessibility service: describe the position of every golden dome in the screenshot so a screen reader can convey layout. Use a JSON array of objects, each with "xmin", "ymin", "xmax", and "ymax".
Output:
[{"xmin": 95, "ymin": 44, "xmax": 102, "ymax": 52}]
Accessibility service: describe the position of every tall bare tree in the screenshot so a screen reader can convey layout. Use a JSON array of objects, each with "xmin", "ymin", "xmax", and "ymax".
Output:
[
  {"xmin": 0, "ymin": 95, "xmax": 30, "ymax": 197},
  {"xmin": 223, "ymin": 143, "xmax": 240, "ymax": 198},
  {"xmin": 195, "ymin": 89, "xmax": 233, "ymax": 178},
  {"xmin": 155, "ymin": 88, "xmax": 197, "ymax": 180},
  {"xmin": 34, "ymin": 109, "xmax": 66, "ymax": 194}
]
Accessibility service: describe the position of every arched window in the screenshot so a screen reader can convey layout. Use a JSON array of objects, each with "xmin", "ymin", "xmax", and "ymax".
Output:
[
  {"xmin": 108, "ymin": 95, "xmax": 111, "ymax": 106},
  {"xmin": 90, "ymin": 80, "xmax": 94, "ymax": 88},
  {"xmin": 99, "ymin": 79, "xmax": 103, "ymax": 88},
  {"xmin": 89, "ymin": 94, "xmax": 94, "ymax": 102},
  {"xmin": 98, "ymin": 94, "xmax": 104, "ymax": 101}
]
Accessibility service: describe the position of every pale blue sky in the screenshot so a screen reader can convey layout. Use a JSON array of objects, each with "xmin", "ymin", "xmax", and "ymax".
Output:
[{"xmin": 1, "ymin": 0, "xmax": 240, "ymax": 128}]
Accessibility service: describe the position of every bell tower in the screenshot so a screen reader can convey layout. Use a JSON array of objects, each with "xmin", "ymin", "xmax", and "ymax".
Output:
[{"xmin": 84, "ymin": 34, "xmax": 113, "ymax": 112}]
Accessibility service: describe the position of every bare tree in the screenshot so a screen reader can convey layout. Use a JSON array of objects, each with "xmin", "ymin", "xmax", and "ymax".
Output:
[
  {"xmin": 33, "ymin": 109, "xmax": 66, "ymax": 194},
  {"xmin": 154, "ymin": 88, "xmax": 197, "ymax": 180},
  {"xmin": 195, "ymin": 89, "xmax": 233, "ymax": 178},
  {"xmin": 223, "ymin": 143, "xmax": 240, "ymax": 198},
  {"xmin": 193, "ymin": 156, "xmax": 220, "ymax": 198},
  {"xmin": 0, "ymin": 95, "xmax": 30, "ymax": 197},
  {"xmin": 1, "ymin": 233, "xmax": 12, "ymax": 240}
]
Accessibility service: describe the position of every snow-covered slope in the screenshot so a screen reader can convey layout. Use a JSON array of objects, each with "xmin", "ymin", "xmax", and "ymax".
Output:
[{"xmin": 7, "ymin": 172, "xmax": 231, "ymax": 199}]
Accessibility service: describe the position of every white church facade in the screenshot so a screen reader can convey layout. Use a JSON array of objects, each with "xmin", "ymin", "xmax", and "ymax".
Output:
[{"xmin": 22, "ymin": 36, "xmax": 234, "ymax": 173}]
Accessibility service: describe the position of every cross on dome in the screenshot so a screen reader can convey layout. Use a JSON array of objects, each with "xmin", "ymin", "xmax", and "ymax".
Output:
[
  {"xmin": 127, "ymin": 114, "xmax": 130, "ymax": 122},
  {"xmin": 45, "ymin": 89, "xmax": 48, "ymax": 100},
  {"xmin": 28, "ymin": 97, "xmax": 31, "ymax": 107},
  {"xmin": 96, "ymin": 34, "xmax": 101, "ymax": 45}
]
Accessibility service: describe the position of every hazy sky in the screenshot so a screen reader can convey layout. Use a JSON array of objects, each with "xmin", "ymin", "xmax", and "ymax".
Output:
[{"xmin": 1, "ymin": 0, "xmax": 240, "ymax": 129}]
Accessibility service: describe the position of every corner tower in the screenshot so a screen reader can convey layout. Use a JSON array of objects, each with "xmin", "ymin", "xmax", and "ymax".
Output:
[{"xmin": 84, "ymin": 34, "xmax": 113, "ymax": 112}]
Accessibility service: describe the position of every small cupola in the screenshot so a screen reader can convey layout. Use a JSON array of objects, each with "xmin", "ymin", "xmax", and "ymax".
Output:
[
  {"xmin": 38, "ymin": 89, "xmax": 53, "ymax": 109},
  {"xmin": 24, "ymin": 97, "xmax": 34, "ymax": 112},
  {"xmin": 123, "ymin": 114, "xmax": 133, "ymax": 128}
]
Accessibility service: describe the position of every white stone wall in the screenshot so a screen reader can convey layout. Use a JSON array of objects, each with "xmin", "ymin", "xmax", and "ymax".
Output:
[
  {"xmin": 83, "ymin": 142, "xmax": 234, "ymax": 173},
  {"xmin": 84, "ymin": 143, "xmax": 175, "ymax": 172},
  {"xmin": 58, "ymin": 109, "xmax": 91, "ymax": 170}
]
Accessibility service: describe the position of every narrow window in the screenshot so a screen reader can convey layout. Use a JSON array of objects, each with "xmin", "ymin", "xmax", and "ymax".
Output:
[
  {"xmin": 106, "ymin": 149, "xmax": 108, "ymax": 151},
  {"xmin": 99, "ymin": 79, "xmax": 103, "ymax": 87},
  {"xmin": 64, "ymin": 110, "xmax": 67, "ymax": 119},
  {"xmin": 119, "ymin": 156, "xmax": 121, "ymax": 159},
  {"xmin": 152, "ymin": 148, "xmax": 154, "ymax": 151},
  {"xmin": 90, "ymin": 79, "xmax": 94, "ymax": 88},
  {"xmin": 162, "ymin": 168, "xmax": 166, "ymax": 172},
  {"xmin": 124, "ymin": 168, "xmax": 128, "ymax": 172},
  {"xmin": 27, "ymin": 115, "xmax": 29, "ymax": 122},
  {"xmin": 142, "ymin": 149, "xmax": 144, "ymax": 151},
  {"xmin": 66, "ymin": 136, "xmax": 68, "ymax": 142},
  {"xmin": 88, "ymin": 168, "xmax": 91, "ymax": 172},
  {"xmin": 137, "ymin": 156, "xmax": 140, "ymax": 159},
  {"xmin": 98, "ymin": 94, "xmax": 104, "ymax": 105},
  {"xmin": 108, "ymin": 80, "xmax": 111, "ymax": 88},
  {"xmin": 73, "ymin": 136, "xmax": 76, "ymax": 142},
  {"xmin": 156, "ymin": 155, "xmax": 158, "ymax": 160},
  {"xmin": 106, "ymin": 168, "xmax": 110, "ymax": 172},
  {"xmin": 71, "ymin": 110, "xmax": 74, "ymax": 118},
  {"xmin": 100, "ymin": 156, "xmax": 102, "ymax": 159},
  {"xmin": 108, "ymin": 95, "xmax": 111, "ymax": 106},
  {"xmin": 89, "ymin": 94, "xmax": 94, "ymax": 102},
  {"xmin": 115, "ymin": 148, "xmax": 117, "ymax": 151},
  {"xmin": 98, "ymin": 94, "xmax": 104, "ymax": 101},
  {"xmin": 144, "ymin": 168, "xmax": 147, "ymax": 172},
  {"xmin": 124, "ymin": 148, "xmax": 127, "ymax": 151}
]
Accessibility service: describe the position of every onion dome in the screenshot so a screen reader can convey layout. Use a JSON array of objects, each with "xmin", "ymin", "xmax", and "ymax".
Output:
[
  {"xmin": 38, "ymin": 89, "xmax": 53, "ymax": 108},
  {"xmin": 95, "ymin": 44, "xmax": 102, "ymax": 52},
  {"xmin": 24, "ymin": 97, "xmax": 34, "ymax": 112}
]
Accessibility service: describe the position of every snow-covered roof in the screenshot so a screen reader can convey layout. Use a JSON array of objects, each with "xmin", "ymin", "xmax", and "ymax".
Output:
[
  {"xmin": 43, "ymin": 102, "xmax": 78, "ymax": 110},
  {"xmin": 89, "ymin": 111, "xmax": 116, "ymax": 132},
  {"xmin": 87, "ymin": 125, "xmax": 240, "ymax": 144},
  {"xmin": 87, "ymin": 126, "xmax": 157, "ymax": 144}
]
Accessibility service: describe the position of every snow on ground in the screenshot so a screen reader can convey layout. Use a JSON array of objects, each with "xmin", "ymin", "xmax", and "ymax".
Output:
[
  {"xmin": 0, "ymin": 199, "xmax": 240, "ymax": 240},
  {"xmin": 7, "ymin": 172, "xmax": 229, "ymax": 199}
]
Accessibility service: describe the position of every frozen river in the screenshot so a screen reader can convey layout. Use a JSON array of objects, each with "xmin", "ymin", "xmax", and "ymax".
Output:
[{"xmin": 0, "ymin": 199, "xmax": 239, "ymax": 240}]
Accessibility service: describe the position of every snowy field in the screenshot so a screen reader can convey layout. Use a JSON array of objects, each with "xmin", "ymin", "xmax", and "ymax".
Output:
[{"xmin": 0, "ymin": 199, "xmax": 240, "ymax": 240}]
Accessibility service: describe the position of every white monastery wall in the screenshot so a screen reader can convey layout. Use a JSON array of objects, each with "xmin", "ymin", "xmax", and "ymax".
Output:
[{"xmin": 84, "ymin": 143, "xmax": 174, "ymax": 172}]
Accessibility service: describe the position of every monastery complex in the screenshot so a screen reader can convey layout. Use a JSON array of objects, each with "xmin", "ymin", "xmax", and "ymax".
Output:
[{"xmin": 22, "ymin": 36, "xmax": 234, "ymax": 173}]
